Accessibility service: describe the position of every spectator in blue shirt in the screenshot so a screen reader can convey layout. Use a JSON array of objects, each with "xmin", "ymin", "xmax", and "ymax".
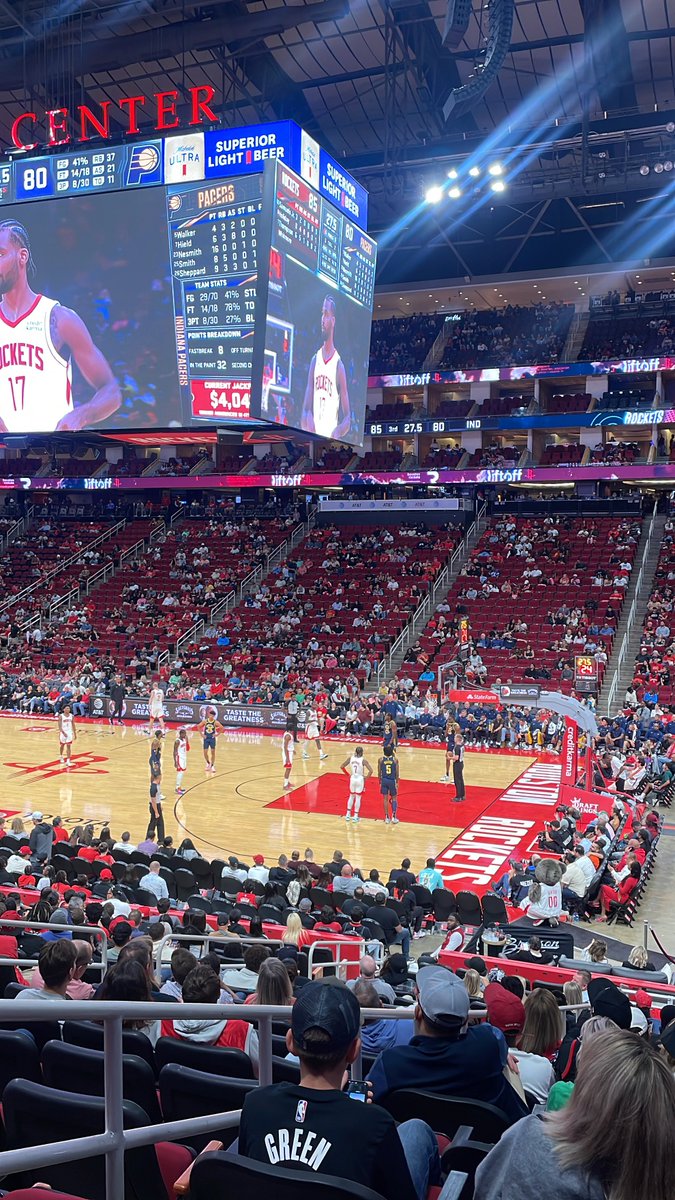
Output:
[{"xmin": 418, "ymin": 858, "xmax": 444, "ymax": 893}]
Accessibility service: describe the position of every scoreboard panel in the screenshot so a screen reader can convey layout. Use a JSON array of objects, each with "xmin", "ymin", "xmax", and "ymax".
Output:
[
  {"xmin": 0, "ymin": 127, "xmax": 372, "ymax": 434},
  {"xmin": 168, "ymin": 173, "xmax": 262, "ymax": 421},
  {"xmin": 250, "ymin": 161, "xmax": 377, "ymax": 446},
  {"xmin": 7, "ymin": 142, "xmax": 163, "ymax": 203}
]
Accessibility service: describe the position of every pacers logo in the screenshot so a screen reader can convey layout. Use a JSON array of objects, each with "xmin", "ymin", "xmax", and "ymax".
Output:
[{"xmin": 126, "ymin": 144, "xmax": 162, "ymax": 186}]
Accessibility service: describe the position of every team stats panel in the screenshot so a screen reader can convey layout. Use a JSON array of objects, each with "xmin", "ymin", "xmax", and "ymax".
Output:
[{"xmin": 167, "ymin": 173, "xmax": 262, "ymax": 422}]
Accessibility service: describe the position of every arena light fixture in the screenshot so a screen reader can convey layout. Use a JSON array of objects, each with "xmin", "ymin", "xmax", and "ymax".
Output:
[
  {"xmin": 425, "ymin": 185, "xmax": 444, "ymax": 203},
  {"xmin": 639, "ymin": 164, "xmax": 650, "ymax": 175},
  {"xmin": 654, "ymin": 162, "xmax": 665, "ymax": 174},
  {"xmin": 664, "ymin": 161, "xmax": 674, "ymax": 172},
  {"xmin": 468, "ymin": 165, "xmax": 481, "ymax": 178},
  {"xmin": 488, "ymin": 162, "xmax": 503, "ymax": 176},
  {"xmin": 490, "ymin": 179, "xmax": 506, "ymax": 192},
  {"xmin": 447, "ymin": 167, "xmax": 459, "ymax": 179},
  {"xmin": 448, "ymin": 185, "xmax": 462, "ymax": 199}
]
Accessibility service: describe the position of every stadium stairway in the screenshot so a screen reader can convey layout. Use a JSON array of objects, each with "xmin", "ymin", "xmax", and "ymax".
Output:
[
  {"xmin": 562, "ymin": 308, "xmax": 590, "ymax": 362},
  {"xmin": 380, "ymin": 503, "xmax": 488, "ymax": 685},
  {"xmin": 601, "ymin": 507, "xmax": 665, "ymax": 713}
]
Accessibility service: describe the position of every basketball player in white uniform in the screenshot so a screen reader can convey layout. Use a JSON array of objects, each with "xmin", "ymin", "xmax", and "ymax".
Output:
[
  {"xmin": 173, "ymin": 727, "xmax": 190, "ymax": 795},
  {"xmin": 282, "ymin": 730, "xmax": 295, "ymax": 789},
  {"xmin": 0, "ymin": 219, "xmax": 121, "ymax": 433},
  {"xmin": 149, "ymin": 685, "xmax": 165, "ymax": 731},
  {"xmin": 302, "ymin": 706, "xmax": 328, "ymax": 761},
  {"xmin": 58, "ymin": 704, "xmax": 77, "ymax": 766},
  {"xmin": 301, "ymin": 296, "xmax": 351, "ymax": 440},
  {"xmin": 340, "ymin": 745, "xmax": 373, "ymax": 822}
]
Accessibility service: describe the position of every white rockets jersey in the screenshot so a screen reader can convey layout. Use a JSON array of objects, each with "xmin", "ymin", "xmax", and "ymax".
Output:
[
  {"xmin": 349, "ymin": 755, "xmax": 365, "ymax": 780},
  {"xmin": 282, "ymin": 737, "xmax": 295, "ymax": 765},
  {"xmin": 175, "ymin": 742, "xmax": 188, "ymax": 768},
  {"xmin": 312, "ymin": 347, "xmax": 341, "ymax": 438},
  {"xmin": 0, "ymin": 295, "xmax": 72, "ymax": 433},
  {"xmin": 60, "ymin": 714, "xmax": 74, "ymax": 743}
]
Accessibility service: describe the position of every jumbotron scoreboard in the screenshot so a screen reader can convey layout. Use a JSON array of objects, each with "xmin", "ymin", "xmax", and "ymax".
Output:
[{"xmin": 0, "ymin": 121, "xmax": 375, "ymax": 441}]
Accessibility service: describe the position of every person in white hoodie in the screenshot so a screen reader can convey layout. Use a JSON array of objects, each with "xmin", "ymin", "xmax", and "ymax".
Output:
[{"xmin": 160, "ymin": 964, "xmax": 259, "ymax": 1074}]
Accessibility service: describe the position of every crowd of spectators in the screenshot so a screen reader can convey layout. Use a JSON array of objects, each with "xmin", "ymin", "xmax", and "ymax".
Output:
[
  {"xmin": 368, "ymin": 313, "xmax": 445, "ymax": 373},
  {"xmin": 581, "ymin": 313, "xmax": 675, "ymax": 361},
  {"xmin": 438, "ymin": 304, "xmax": 574, "ymax": 370}
]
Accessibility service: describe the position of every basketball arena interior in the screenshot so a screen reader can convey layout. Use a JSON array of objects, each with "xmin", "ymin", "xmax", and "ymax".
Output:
[{"xmin": 0, "ymin": 2, "xmax": 674, "ymax": 1198}]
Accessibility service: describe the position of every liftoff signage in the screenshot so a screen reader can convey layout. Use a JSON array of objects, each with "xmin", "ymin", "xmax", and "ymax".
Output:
[{"xmin": 10, "ymin": 85, "xmax": 219, "ymax": 150}]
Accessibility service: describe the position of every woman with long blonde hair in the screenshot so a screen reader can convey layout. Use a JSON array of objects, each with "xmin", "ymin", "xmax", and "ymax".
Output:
[
  {"xmin": 281, "ymin": 911, "xmax": 311, "ymax": 949},
  {"xmin": 476, "ymin": 1031, "xmax": 675, "ymax": 1200}
]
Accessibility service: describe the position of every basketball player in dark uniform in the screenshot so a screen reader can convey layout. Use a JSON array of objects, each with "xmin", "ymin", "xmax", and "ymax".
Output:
[
  {"xmin": 452, "ymin": 734, "xmax": 466, "ymax": 804},
  {"xmin": 379, "ymin": 749, "xmax": 400, "ymax": 824},
  {"xmin": 149, "ymin": 730, "xmax": 164, "ymax": 801},
  {"xmin": 0, "ymin": 220, "xmax": 121, "ymax": 433},
  {"xmin": 197, "ymin": 707, "xmax": 225, "ymax": 773}
]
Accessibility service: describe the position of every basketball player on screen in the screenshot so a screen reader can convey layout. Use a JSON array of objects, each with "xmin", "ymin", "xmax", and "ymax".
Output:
[
  {"xmin": 0, "ymin": 220, "xmax": 122, "ymax": 432},
  {"xmin": 301, "ymin": 296, "xmax": 351, "ymax": 440}
]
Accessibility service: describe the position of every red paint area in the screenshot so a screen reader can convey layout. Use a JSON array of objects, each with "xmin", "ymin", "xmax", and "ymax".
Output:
[{"xmin": 266, "ymin": 773, "xmax": 504, "ymax": 826}]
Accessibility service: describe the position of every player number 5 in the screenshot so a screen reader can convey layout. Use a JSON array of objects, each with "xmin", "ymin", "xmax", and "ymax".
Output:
[{"xmin": 9, "ymin": 376, "xmax": 25, "ymax": 412}]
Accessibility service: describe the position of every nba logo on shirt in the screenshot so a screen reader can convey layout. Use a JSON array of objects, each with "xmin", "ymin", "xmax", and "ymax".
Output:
[
  {"xmin": 295, "ymin": 1101, "xmax": 307, "ymax": 1124},
  {"xmin": 126, "ymin": 144, "xmax": 162, "ymax": 186},
  {"xmin": 164, "ymin": 132, "xmax": 205, "ymax": 182}
]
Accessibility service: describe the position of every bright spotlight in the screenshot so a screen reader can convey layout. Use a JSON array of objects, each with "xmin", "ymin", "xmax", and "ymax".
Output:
[
  {"xmin": 448, "ymin": 186, "xmax": 462, "ymax": 199},
  {"xmin": 468, "ymin": 166, "xmax": 481, "ymax": 178},
  {"xmin": 447, "ymin": 168, "xmax": 459, "ymax": 179},
  {"xmin": 425, "ymin": 185, "xmax": 444, "ymax": 204},
  {"xmin": 490, "ymin": 179, "xmax": 506, "ymax": 193},
  {"xmin": 488, "ymin": 162, "xmax": 503, "ymax": 176}
]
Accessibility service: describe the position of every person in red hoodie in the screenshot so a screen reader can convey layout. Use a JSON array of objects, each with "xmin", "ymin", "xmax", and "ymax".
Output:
[{"xmin": 160, "ymin": 963, "xmax": 259, "ymax": 1074}]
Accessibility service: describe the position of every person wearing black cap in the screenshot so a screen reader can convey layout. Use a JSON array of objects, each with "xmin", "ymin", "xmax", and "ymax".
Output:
[
  {"xmin": 238, "ymin": 979, "xmax": 441, "ymax": 1199},
  {"xmin": 366, "ymin": 966, "xmax": 527, "ymax": 1125}
]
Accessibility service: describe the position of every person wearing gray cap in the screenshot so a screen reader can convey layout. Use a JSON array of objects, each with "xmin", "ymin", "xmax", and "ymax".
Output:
[
  {"xmin": 366, "ymin": 966, "xmax": 527, "ymax": 1125},
  {"xmin": 238, "ymin": 979, "xmax": 442, "ymax": 1199},
  {"xmin": 28, "ymin": 811, "xmax": 54, "ymax": 864}
]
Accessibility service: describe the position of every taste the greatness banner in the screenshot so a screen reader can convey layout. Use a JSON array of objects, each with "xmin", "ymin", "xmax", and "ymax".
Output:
[{"xmin": 2, "ymin": 462, "xmax": 675, "ymax": 491}]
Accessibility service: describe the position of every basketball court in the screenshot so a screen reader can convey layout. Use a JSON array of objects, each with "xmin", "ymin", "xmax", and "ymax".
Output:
[{"xmin": 0, "ymin": 716, "xmax": 546, "ymax": 883}]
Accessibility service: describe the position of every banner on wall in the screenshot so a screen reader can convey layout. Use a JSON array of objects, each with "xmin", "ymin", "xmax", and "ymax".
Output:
[
  {"xmin": 558, "ymin": 781, "xmax": 605, "ymax": 817},
  {"xmin": 89, "ymin": 695, "xmax": 308, "ymax": 731}
]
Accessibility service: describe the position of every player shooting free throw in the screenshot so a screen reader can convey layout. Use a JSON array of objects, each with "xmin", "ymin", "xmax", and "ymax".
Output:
[
  {"xmin": 302, "ymin": 295, "xmax": 351, "ymax": 440},
  {"xmin": 0, "ymin": 219, "xmax": 122, "ymax": 432}
]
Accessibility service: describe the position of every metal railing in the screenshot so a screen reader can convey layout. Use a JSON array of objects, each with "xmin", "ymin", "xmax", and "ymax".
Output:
[
  {"xmin": 0, "ymin": 516, "xmax": 127, "ymax": 615},
  {"xmin": 604, "ymin": 501, "xmax": 657, "ymax": 714},
  {"xmin": 0, "ymin": 504, "xmax": 33, "ymax": 554},
  {"xmin": 152, "ymin": 930, "xmax": 377, "ymax": 980},
  {"xmin": 0, "ymin": 918, "xmax": 109, "ymax": 973}
]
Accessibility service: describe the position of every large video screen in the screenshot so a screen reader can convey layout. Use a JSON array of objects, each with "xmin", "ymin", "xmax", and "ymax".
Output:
[
  {"xmin": 0, "ymin": 188, "xmax": 181, "ymax": 433},
  {"xmin": 250, "ymin": 162, "xmax": 377, "ymax": 446}
]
